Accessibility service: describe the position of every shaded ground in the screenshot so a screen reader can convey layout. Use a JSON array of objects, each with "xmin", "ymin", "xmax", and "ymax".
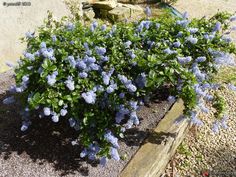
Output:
[{"xmin": 0, "ymin": 71, "xmax": 173, "ymax": 177}]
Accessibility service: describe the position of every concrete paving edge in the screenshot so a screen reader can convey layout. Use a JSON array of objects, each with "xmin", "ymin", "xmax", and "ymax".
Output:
[{"xmin": 120, "ymin": 99, "xmax": 189, "ymax": 177}]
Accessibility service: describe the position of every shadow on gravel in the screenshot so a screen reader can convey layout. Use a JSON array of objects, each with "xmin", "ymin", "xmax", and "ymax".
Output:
[
  {"xmin": 0, "ymin": 93, "xmax": 97, "ymax": 176},
  {"xmin": 0, "ymin": 84, "xmax": 172, "ymax": 176},
  {"xmin": 201, "ymin": 148, "xmax": 236, "ymax": 177}
]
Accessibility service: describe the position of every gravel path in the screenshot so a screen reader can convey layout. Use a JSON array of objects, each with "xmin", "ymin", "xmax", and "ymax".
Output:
[
  {"xmin": 165, "ymin": 84, "xmax": 236, "ymax": 176},
  {"xmin": 163, "ymin": 1, "xmax": 236, "ymax": 176}
]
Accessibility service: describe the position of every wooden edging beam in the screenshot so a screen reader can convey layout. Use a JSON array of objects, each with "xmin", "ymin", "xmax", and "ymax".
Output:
[{"xmin": 120, "ymin": 99, "xmax": 189, "ymax": 177}]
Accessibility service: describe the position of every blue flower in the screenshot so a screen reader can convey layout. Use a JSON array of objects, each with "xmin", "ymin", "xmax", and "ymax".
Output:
[
  {"xmin": 60, "ymin": 109, "xmax": 67, "ymax": 116},
  {"xmin": 20, "ymin": 121, "xmax": 31, "ymax": 132},
  {"xmin": 221, "ymin": 115, "xmax": 228, "ymax": 129},
  {"xmin": 231, "ymin": 26, "xmax": 236, "ymax": 31},
  {"xmin": 230, "ymin": 15, "xmax": 236, "ymax": 22},
  {"xmin": 102, "ymin": 72, "xmax": 111, "ymax": 85},
  {"xmin": 43, "ymin": 107, "xmax": 51, "ymax": 116},
  {"xmin": 41, "ymin": 48, "xmax": 55, "ymax": 60},
  {"xmin": 202, "ymin": 83, "xmax": 211, "ymax": 90},
  {"xmin": 198, "ymin": 103, "xmax": 209, "ymax": 113},
  {"xmin": 34, "ymin": 51, "xmax": 40, "ymax": 57},
  {"xmin": 84, "ymin": 55, "xmax": 96, "ymax": 64},
  {"xmin": 90, "ymin": 21, "xmax": 98, "ymax": 32},
  {"xmin": 124, "ymin": 41, "xmax": 132, "ymax": 48},
  {"xmin": 176, "ymin": 20, "xmax": 189, "ymax": 27},
  {"xmin": 66, "ymin": 22, "xmax": 75, "ymax": 31},
  {"xmin": 128, "ymin": 50, "xmax": 136, "ymax": 59},
  {"xmin": 93, "ymin": 85, "xmax": 104, "ymax": 92},
  {"xmin": 25, "ymin": 31, "xmax": 34, "ymax": 39},
  {"xmin": 130, "ymin": 111, "xmax": 139, "ymax": 125},
  {"xmin": 46, "ymin": 71, "xmax": 58, "ymax": 86},
  {"xmin": 104, "ymin": 131, "xmax": 119, "ymax": 148},
  {"xmin": 137, "ymin": 20, "xmax": 151, "ymax": 32},
  {"xmin": 101, "ymin": 56, "xmax": 109, "ymax": 62},
  {"xmin": 164, "ymin": 48, "xmax": 176, "ymax": 55},
  {"xmin": 106, "ymin": 82, "xmax": 117, "ymax": 94},
  {"xmin": 222, "ymin": 36, "xmax": 232, "ymax": 43},
  {"xmin": 176, "ymin": 31, "xmax": 183, "ymax": 37},
  {"xmin": 119, "ymin": 92, "xmax": 125, "ymax": 99},
  {"xmin": 212, "ymin": 121, "xmax": 220, "ymax": 133},
  {"xmin": 76, "ymin": 60, "xmax": 87, "ymax": 70},
  {"xmin": 118, "ymin": 74, "xmax": 128, "ymax": 84},
  {"xmin": 204, "ymin": 94, "xmax": 214, "ymax": 101},
  {"xmin": 67, "ymin": 56, "xmax": 76, "ymax": 68},
  {"xmin": 52, "ymin": 35, "xmax": 57, "ymax": 42},
  {"xmin": 188, "ymin": 28, "xmax": 198, "ymax": 34},
  {"xmin": 196, "ymin": 56, "xmax": 206, "ymax": 62},
  {"xmin": 69, "ymin": 118, "xmax": 76, "ymax": 127},
  {"xmin": 5, "ymin": 61, "xmax": 15, "ymax": 68},
  {"xmin": 80, "ymin": 149, "xmax": 88, "ymax": 158},
  {"xmin": 8, "ymin": 85, "xmax": 16, "ymax": 93},
  {"xmin": 89, "ymin": 63, "xmax": 100, "ymax": 71},
  {"xmin": 125, "ymin": 119, "xmax": 133, "ymax": 129},
  {"xmin": 228, "ymin": 83, "xmax": 236, "ymax": 91},
  {"xmin": 101, "ymin": 24, "xmax": 107, "ymax": 31},
  {"xmin": 81, "ymin": 91, "xmax": 96, "ymax": 104},
  {"xmin": 110, "ymin": 147, "xmax": 120, "ymax": 161},
  {"xmin": 22, "ymin": 75, "xmax": 30, "ymax": 85},
  {"xmin": 83, "ymin": 42, "xmax": 89, "ymax": 50},
  {"xmin": 186, "ymin": 35, "xmax": 198, "ymax": 44},
  {"xmin": 177, "ymin": 56, "xmax": 192, "ymax": 64},
  {"xmin": 167, "ymin": 95, "xmax": 176, "ymax": 102},
  {"xmin": 3, "ymin": 96, "xmax": 15, "ymax": 105},
  {"xmin": 40, "ymin": 42, "xmax": 46, "ymax": 48},
  {"xmin": 182, "ymin": 11, "xmax": 188, "ymax": 19},
  {"xmin": 190, "ymin": 111, "xmax": 203, "ymax": 126},
  {"xmin": 65, "ymin": 76, "xmax": 75, "ymax": 91},
  {"xmin": 213, "ymin": 22, "xmax": 221, "ymax": 32},
  {"xmin": 95, "ymin": 46, "xmax": 106, "ymax": 56},
  {"xmin": 173, "ymin": 41, "xmax": 181, "ymax": 48},
  {"xmin": 135, "ymin": 73, "xmax": 146, "ymax": 89},
  {"xmin": 147, "ymin": 40, "xmax": 155, "ymax": 49},
  {"xmin": 115, "ymin": 112, "xmax": 125, "ymax": 124},
  {"xmin": 15, "ymin": 86, "xmax": 25, "ymax": 93},
  {"xmin": 194, "ymin": 84, "xmax": 206, "ymax": 97},
  {"xmin": 144, "ymin": 6, "xmax": 151, "ymax": 16},
  {"xmin": 24, "ymin": 52, "xmax": 35, "ymax": 61},
  {"xmin": 126, "ymin": 83, "xmax": 137, "ymax": 93},
  {"xmin": 79, "ymin": 72, "xmax": 88, "ymax": 78},
  {"xmin": 52, "ymin": 113, "xmax": 59, "ymax": 123},
  {"xmin": 100, "ymin": 156, "xmax": 107, "ymax": 167}
]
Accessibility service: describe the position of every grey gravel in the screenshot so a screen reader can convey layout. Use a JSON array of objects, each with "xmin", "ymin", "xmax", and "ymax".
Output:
[{"xmin": 0, "ymin": 71, "xmax": 172, "ymax": 177}]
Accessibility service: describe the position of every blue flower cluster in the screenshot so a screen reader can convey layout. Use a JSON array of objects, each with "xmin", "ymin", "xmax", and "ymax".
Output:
[{"xmin": 7, "ymin": 11, "xmax": 236, "ymax": 165}]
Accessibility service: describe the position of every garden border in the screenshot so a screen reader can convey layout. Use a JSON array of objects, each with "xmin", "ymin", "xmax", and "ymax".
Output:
[{"xmin": 120, "ymin": 99, "xmax": 189, "ymax": 177}]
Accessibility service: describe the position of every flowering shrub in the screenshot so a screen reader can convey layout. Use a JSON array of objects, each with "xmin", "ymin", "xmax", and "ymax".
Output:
[{"xmin": 3, "ymin": 11, "xmax": 236, "ymax": 165}]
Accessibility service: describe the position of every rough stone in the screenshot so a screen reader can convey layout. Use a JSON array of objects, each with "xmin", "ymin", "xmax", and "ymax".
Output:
[
  {"xmin": 83, "ymin": 8, "xmax": 95, "ymax": 20},
  {"xmin": 92, "ymin": 0, "xmax": 118, "ymax": 10},
  {"xmin": 117, "ymin": 3, "xmax": 144, "ymax": 14},
  {"xmin": 108, "ymin": 6, "xmax": 131, "ymax": 21},
  {"xmin": 108, "ymin": 5, "xmax": 143, "ymax": 22},
  {"xmin": 117, "ymin": 0, "xmax": 156, "ymax": 4}
]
